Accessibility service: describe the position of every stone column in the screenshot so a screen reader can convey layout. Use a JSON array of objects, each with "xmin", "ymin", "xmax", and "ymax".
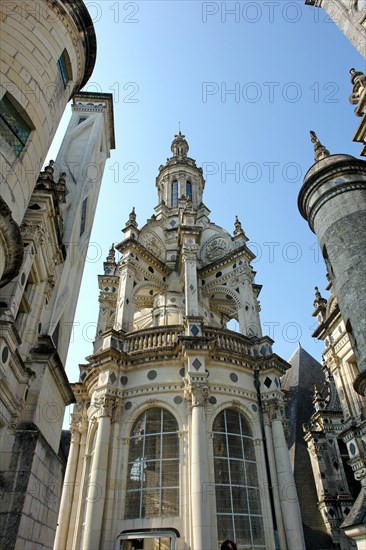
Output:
[
  {"xmin": 270, "ymin": 402, "xmax": 305, "ymax": 550},
  {"xmin": 67, "ymin": 418, "xmax": 88, "ymax": 549},
  {"xmin": 54, "ymin": 423, "xmax": 80, "ymax": 549},
  {"xmin": 263, "ymin": 417, "xmax": 288, "ymax": 550},
  {"xmin": 188, "ymin": 383, "xmax": 211, "ymax": 550},
  {"xmin": 82, "ymin": 397, "xmax": 113, "ymax": 550}
]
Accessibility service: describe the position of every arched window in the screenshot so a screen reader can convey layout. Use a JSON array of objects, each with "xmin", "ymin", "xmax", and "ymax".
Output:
[
  {"xmin": 213, "ymin": 408, "xmax": 265, "ymax": 549},
  {"xmin": 125, "ymin": 408, "xmax": 179, "ymax": 519},
  {"xmin": 186, "ymin": 181, "xmax": 192, "ymax": 201},
  {"xmin": 171, "ymin": 180, "xmax": 178, "ymax": 207}
]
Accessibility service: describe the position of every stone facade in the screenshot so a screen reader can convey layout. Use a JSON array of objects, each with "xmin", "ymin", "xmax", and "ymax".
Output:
[
  {"xmin": 305, "ymin": 0, "xmax": 366, "ymax": 59},
  {"xmin": 0, "ymin": 2, "xmax": 116, "ymax": 548},
  {"xmin": 0, "ymin": 0, "xmax": 96, "ymax": 288},
  {"xmin": 55, "ymin": 134, "xmax": 305, "ymax": 550}
]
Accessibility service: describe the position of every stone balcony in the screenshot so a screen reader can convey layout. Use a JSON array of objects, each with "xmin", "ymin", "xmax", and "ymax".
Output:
[{"xmin": 96, "ymin": 324, "xmax": 277, "ymax": 363}]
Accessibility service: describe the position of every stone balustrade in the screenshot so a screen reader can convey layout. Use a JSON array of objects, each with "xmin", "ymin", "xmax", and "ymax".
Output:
[{"xmin": 120, "ymin": 324, "xmax": 252, "ymax": 357}]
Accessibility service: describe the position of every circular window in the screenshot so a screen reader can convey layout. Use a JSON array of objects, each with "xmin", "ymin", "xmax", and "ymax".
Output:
[
  {"xmin": 230, "ymin": 373, "xmax": 238, "ymax": 383},
  {"xmin": 121, "ymin": 376, "xmax": 128, "ymax": 386},
  {"xmin": 174, "ymin": 396, "xmax": 183, "ymax": 404},
  {"xmin": 147, "ymin": 370, "xmax": 157, "ymax": 380}
]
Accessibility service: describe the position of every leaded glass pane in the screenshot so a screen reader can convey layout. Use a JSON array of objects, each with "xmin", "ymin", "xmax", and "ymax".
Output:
[
  {"xmin": 144, "ymin": 461, "xmax": 160, "ymax": 489},
  {"xmin": 128, "ymin": 437, "xmax": 143, "ymax": 462},
  {"xmin": 217, "ymin": 514, "xmax": 234, "ymax": 543},
  {"xmin": 248, "ymin": 488, "xmax": 262, "ymax": 514},
  {"xmin": 216, "ymin": 485, "xmax": 232, "ymax": 513},
  {"xmin": 240, "ymin": 418, "xmax": 252, "ymax": 437},
  {"xmin": 229, "ymin": 459, "xmax": 245, "ymax": 485},
  {"xmin": 162, "ymin": 433, "xmax": 179, "ymax": 458},
  {"xmin": 125, "ymin": 490, "xmax": 140, "ymax": 519},
  {"xmin": 144, "ymin": 433, "xmax": 160, "ymax": 460},
  {"xmin": 227, "ymin": 434, "xmax": 243, "ymax": 458},
  {"xmin": 245, "ymin": 461, "xmax": 258, "ymax": 486},
  {"xmin": 225, "ymin": 409, "xmax": 241, "ymax": 434},
  {"xmin": 163, "ymin": 410, "xmax": 178, "ymax": 433},
  {"xmin": 161, "ymin": 460, "xmax": 179, "ymax": 486},
  {"xmin": 251, "ymin": 516, "xmax": 265, "ymax": 545},
  {"xmin": 142, "ymin": 488, "xmax": 160, "ymax": 517},
  {"xmin": 235, "ymin": 515, "xmax": 251, "ymax": 546},
  {"xmin": 244, "ymin": 439, "xmax": 256, "ymax": 461},
  {"xmin": 213, "ymin": 412, "xmax": 226, "ymax": 433},
  {"xmin": 127, "ymin": 460, "xmax": 144, "ymax": 490},
  {"xmin": 214, "ymin": 458, "xmax": 229, "ymax": 485},
  {"xmin": 146, "ymin": 409, "xmax": 162, "ymax": 434},
  {"xmin": 213, "ymin": 433, "xmax": 227, "ymax": 457},
  {"xmin": 232, "ymin": 486, "xmax": 248, "ymax": 513}
]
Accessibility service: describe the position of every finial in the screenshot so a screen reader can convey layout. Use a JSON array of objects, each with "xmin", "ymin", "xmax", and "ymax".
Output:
[
  {"xmin": 310, "ymin": 131, "xmax": 330, "ymax": 162},
  {"xmin": 233, "ymin": 215, "xmax": 248, "ymax": 241},
  {"xmin": 350, "ymin": 67, "xmax": 365, "ymax": 84},
  {"xmin": 126, "ymin": 207, "xmax": 138, "ymax": 227},
  {"xmin": 106, "ymin": 243, "xmax": 116, "ymax": 263},
  {"xmin": 45, "ymin": 160, "xmax": 55, "ymax": 174},
  {"xmin": 313, "ymin": 286, "xmax": 327, "ymax": 309},
  {"xmin": 234, "ymin": 215, "xmax": 242, "ymax": 235},
  {"xmin": 178, "ymin": 121, "xmax": 181, "ymax": 132}
]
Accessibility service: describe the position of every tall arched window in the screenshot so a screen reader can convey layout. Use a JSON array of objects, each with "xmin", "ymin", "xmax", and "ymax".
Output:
[
  {"xmin": 125, "ymin": 408, "xmax": 179, "ymax": 519},
  {"xmin": 171, "ymin": 180, "xmax": 178, "ymax": 207},
  {"xmin": 213, "ymin": 408, "xmax": 265, "ymax": 549},
  {"xmin": 186, "ymin": 180, "xmax": 192, "ymax": 201}
]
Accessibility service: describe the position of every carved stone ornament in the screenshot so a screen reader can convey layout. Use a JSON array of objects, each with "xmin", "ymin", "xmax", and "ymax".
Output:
[
  {"xmin": 139, "ymin": 231, "xmax": 164, "ymax": 259},
  {"xmin": 93, "ymin": 395, "xmax": 116, "ymax": 417},
  {"xmin": 188, "ymin": 383, "xmax": 209, "ymax": 407},
  {"xmin": 201, "ymin": 235, "xmax": 230, "ymax": 263},
  {"xmin": 20, "ymin": 221, "xmax": 45, "ymax": 246}
]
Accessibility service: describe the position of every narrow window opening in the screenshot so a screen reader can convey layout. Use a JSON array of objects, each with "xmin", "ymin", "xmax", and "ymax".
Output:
[
  {"xmin": 186, "ymin": 181, "xmax": 192, "ymax": 201},
  {"xmin": 80, "ymin": 198, "xmax": 88, "ymax": 237},
  {"xmin": 171, "ymin": 181, "xmax": 178, "ymax": 208},
  {"xmin": 0, "ymin": 93, "xmax": 32, "ymax": 157},
  {"xmin": 57, "ymin": 49, "xmax": 72, "ymax": 88}
]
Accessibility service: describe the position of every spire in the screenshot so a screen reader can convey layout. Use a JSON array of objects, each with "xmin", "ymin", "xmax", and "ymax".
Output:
[
  {"xmin": 106, "ymin": 243, "xmax": 115, "ymax": 263},
  {"xmin": 125, "ymin": 207, "xmax": 137, "ymax": 228},
  {"xmin": 310, "ymin": 131, "xmax": 330, "ymax": 161},
  {"xmin": 233, "ymin": 215, "xmax": 249, "ymax": 242},
  {"xmin": 171, "ymin": 130, "xmax": 189, "ymax": 158}
]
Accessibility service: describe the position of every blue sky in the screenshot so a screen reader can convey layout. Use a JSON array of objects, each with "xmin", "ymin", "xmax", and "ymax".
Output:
[{"xmin": 47, "ymin": 1, "xmax": 366, "ymax": 426}]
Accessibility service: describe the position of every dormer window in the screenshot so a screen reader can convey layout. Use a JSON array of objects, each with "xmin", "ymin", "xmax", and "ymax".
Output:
[
  {"xmin": 186, "ymin": 181, "xmax": 192, "ymax": 201},
  {"xmin": 171, "ymin": 180, "xmax": 178, "ymax": 207}
]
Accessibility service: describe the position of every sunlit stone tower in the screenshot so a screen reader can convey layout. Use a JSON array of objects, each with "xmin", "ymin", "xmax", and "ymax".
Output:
[
  {"xmin": 298, "ymin": 133, "xmax": 366, "ymax": 394},
  {"xmin": 57, "ymin": 133, "xmax": 305, "ymax": 550}
]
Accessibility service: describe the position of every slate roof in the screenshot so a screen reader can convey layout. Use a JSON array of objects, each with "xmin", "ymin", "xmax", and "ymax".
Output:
[{"xmin": 282, "ymin": 343, "xmax": 337, "ymax": 549}]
